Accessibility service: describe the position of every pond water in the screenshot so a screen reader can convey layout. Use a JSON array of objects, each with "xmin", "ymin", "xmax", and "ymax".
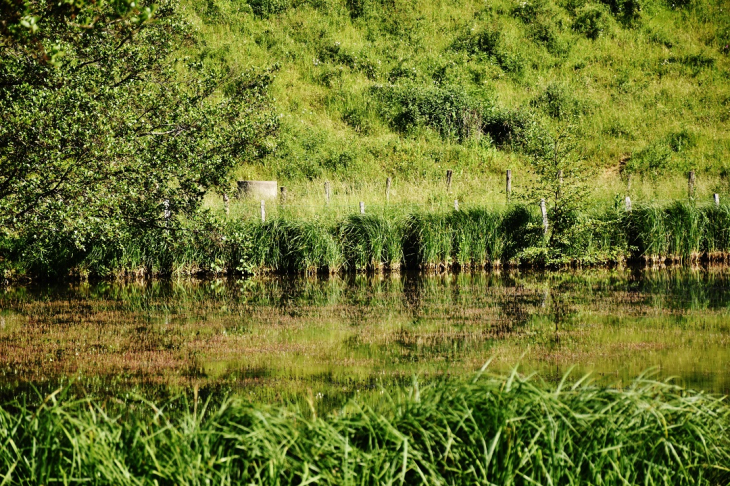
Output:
[{"xmin": 1, "ymin": 267, "xmax": 729, "ymax": 403}]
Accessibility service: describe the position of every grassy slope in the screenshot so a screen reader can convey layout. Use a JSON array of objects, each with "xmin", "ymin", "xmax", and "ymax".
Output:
[{"xmin": 184, "ymin": 0, "xmax": 730, "ymax": 188}]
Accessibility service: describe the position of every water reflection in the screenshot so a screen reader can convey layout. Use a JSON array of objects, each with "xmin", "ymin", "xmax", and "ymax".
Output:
[{"xmin": 1, "ymin": 267, "xmax": 729, "ymax": 399}]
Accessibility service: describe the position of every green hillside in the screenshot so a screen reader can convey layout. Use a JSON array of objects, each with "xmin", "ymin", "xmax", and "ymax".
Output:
[{"xmin": 185, "ymin": 0, "xmax": 730, "ymax": 185}]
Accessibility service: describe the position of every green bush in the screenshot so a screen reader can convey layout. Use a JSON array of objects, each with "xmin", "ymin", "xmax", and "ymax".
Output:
[
  {"xmin": 573, "ymin": 3, "xmax": 612, "ymax": 39},
  {"xmin": 248, "ymin": 0, "xmax": 291, "ymax": 17}
]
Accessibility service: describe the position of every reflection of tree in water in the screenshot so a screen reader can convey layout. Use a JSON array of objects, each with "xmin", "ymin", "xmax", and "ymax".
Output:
[
  {"xmin": 402, "ymin": 273, "xmax": 424, "ymax": 317},
  {"xmin": 495, "ymin": 274, "xmax": 533, "ymax": 335}
]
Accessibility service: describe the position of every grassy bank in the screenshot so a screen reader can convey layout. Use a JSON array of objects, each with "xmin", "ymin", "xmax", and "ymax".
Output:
[
  {"xmin": 2, "ymin": 370, "xmax": 728, "ymax": 484},
  {"xmin": 5, "ymin": 198, "xmax": 730, "ymax": 278}
]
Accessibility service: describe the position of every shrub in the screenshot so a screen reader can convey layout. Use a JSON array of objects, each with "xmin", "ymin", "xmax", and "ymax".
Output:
[
  {"xmin": 248, "ymin": 0, "xmax": 291, "ymax": 17},
  {"xmin": 452, "ymin": 27, "xmax": 525, "ymax": 74},
  {"xmin": 372, "ymin": 84, "xmax": 485, "ymax": 141},
  {"xmin": 573, "ymin": 3, "xmax": 612, "ymax": 39},
  {"xmin": 599, "ymin": 0, "xmax": 642, "ymax": 24},
  {"xmin": 530, "ymin": 82, "xmax": 585, "ymax": 119}
]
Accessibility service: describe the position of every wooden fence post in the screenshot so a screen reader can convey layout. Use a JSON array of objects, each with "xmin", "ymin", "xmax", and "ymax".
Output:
[
  {"xmin": 280, "ymin": 186, "xmax": 287, "ymax": 205},
  {"xmin": 506, "ymin": 169, "xmax": 512, "ymax": 202},
  {"xmin": 359, "ymin": 201, "xmax": 365, "ymax": 214},
  {"xmin": 386, "ymin": 177, "xmax": 392, "ymax": 203},
  {"xmin": 260, "ymin": 200, "xmax": 266, "ymax": 222},
  {"xmin": 625, "ymin": 196, "xmax": 632, "ymax": 212},
  {"xmin": 446, "ymin": 169, "xmax": 453, "ymax": 193},
  {"xmin": 223, "ymin": 193, "xmax": 229, "ymax": 215},
  {"xmin": 324, "ymin": 181, "xmax": 331, "ymax": 205},
  {"xmin": 714, "ymin": 193, "xmax": 720, "ymax": 207},
  {"xmin": 540, "ymin": 198, "xmax": 548, "ymax": 235},
  {"xmin": 688, "ymin": 171, "xmax": 696, "ymax": 198},
  {"xmin": 454, "ymin": 199, "xmax": 459, "ymax": 211}
]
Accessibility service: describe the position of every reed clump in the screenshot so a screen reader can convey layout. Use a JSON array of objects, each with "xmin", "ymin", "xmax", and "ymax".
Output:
[
  {"xmin": 8, "ymin": 201, "xmax": 730, "ymax": 279},
  {"xmin": 1, "ymin": 371, "xmax": 729, "ymax": 485}
]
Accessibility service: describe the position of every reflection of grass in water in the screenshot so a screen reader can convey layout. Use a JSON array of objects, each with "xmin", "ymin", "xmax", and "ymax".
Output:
[
  {"xmin": 2, "ymin": 371, "xmax": 729, "ymax": 484},
  {"xmin": 2, "ymin": 269, "xmax": 730, "ymax": 397}
]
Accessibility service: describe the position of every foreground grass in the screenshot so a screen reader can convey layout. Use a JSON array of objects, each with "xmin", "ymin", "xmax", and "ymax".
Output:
[{"xmin": 1, "ymin": 370, "xmax": 729, "ymax": 484}]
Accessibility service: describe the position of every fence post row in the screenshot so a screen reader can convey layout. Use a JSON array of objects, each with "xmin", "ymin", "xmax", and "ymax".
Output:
[
  {"xmin": 506, "ymin": 169, "xmax": 512, "ymax": 202},
  {"xmin": 540, "ymin": 198, "xmax": 548, "ymax": 235}
]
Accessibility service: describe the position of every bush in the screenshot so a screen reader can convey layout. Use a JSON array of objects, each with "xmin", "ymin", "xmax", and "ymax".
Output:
[
  {"xmin": 248, "ymin": 0, "xmax": 291, "ymax": 17},
  {"xmin": 599, "ymin": 0, "xmax": 642, "ymax": 24},
  {"xmin": 531, "ymin": 82, "xmax": 585, "ymax": 119},
  {"xmin": 452, "ymin": 27, "xmax": 525, "ymax": 74},
  {"xmin": 573, "ymin": 3, "xmax": 612, "ymax": 39}
]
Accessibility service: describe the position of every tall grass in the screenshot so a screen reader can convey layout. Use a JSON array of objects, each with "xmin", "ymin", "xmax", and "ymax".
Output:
[
  {"xmin": 2, "ymin": 371, "xmax": 729, "ymax": 484},
  {"xmin": 8, "ymin": 201, "xmax": 730, "ymax": 278},
  {"xmin": 340, "ymin": 213, "xmax": 404, "ymax": 270}
]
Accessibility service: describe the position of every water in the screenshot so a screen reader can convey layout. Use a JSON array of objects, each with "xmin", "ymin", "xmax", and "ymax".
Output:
[{"xmin": 1, "ymin": 267, "xmax": 729, "ymax": 403}]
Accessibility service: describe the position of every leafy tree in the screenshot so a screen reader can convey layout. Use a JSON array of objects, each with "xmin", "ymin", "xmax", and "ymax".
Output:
[
  {"xmin": 519, "ymin": 119, "xmax": 596, "ymax": 258},
  {"xmin": 1, "ymin": 0, "xmax": 151, "ymax": 55},
  {"xmin": 0, "ymin": 0, "xmax": 277, "ymax": 260}
]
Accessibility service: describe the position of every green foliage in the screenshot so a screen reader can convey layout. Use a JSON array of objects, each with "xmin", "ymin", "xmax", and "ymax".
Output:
[
  {"xmin": 248, "ymin": 0, "xmax": 292, "ymax": 17},
  {"xmin": 452, "ymin": 26, "xmax": 525, "ymax": 74},
  {"xmin": 1, "ymin": 372, "xmax": 728, "ymax": 484},
  {"xmin": 373, "ymin": 83, "xmax": 529, "ymax": 146},
  {"xmin": 0, "ymin": 0, "xmax": 277, "ymax": 261},
  {"xmin": 626, "ymin": 205, "xmax": 669, "ymax": 258},
  {"xmin": 340, "ymin": 213, "xmax": 404, "ymax": 269},
  {"xmin": 572, "ymin": 3, "xmax": 613, "ymax": 39},
  {"xmin": 0, "ymin": 0, "xmax": 152, "ymax": 52},
  {"xmin": 531, "ymin": 82, "xmax": 586, "ymax": 119},
  {"xmin": 403, "ymin": 213, "xmax": 453, "ymax": 267},
  {"xmin": 704, "ymin": 204, "xmax": 730, "ymax": 254},
  {"xmin": 600, "ymin": 0, "xmax": 643, "ymax": 25},
  {"xmin": 448, "ymin": 208, "xmax": 504, "ymax": 266}
]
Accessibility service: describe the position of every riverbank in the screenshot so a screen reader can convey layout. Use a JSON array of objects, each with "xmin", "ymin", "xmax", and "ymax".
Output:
[{"xmin": 3, "ymin": 199, "xmax": 730, "ymax": 280}]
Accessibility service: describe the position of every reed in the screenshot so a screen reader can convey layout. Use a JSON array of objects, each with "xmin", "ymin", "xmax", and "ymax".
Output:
[
  {"xmin": 339, "ymin": 213, "xmax": 404, "ymax": 271},
  {"xmin": 448, "ymin": 208, "xmax": 504, "ymax": 268},
  {"xmin": 9, "ymin": 200, "xmax": 730, "ymax": 279},
  {"xmin": 665, "ymin": 201, "xmax": 706, "ymax": 262},
  {"xmin": 625, "ymin": 204, "xmax": 669, "ymax": 262},
  {"xmin": 403, "ymin": 212, "xmax": 453, "ymax": 269},
  {"xmin": 1, "ymin": 370, "xmax": 728, "ymax": 485},
  {"xmin": 704, "ymin": 203, "xmax": 730, "ymax": 258}
]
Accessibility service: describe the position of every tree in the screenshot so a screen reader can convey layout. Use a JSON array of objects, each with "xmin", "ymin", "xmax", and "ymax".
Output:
[
  {"xmin": 0, "ymin": 0, "xmax": 277, "ymax": 254},
  {"xmin": 519, "ymin": 118, "xmax": 594, "ymax": 256},
  {"xmin": 1, "ymin": 0, "xmax": 151, "ymax": 57}
]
